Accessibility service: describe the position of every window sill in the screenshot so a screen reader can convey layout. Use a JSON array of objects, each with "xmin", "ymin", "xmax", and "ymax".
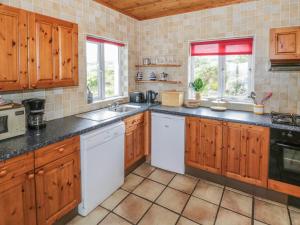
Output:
[
  {"xmin": 199, "ymin": 99, "xmax": 253, "ymax": 112},
  {"xmin": 88, "ymin": 96, "xmax": 129, "ymax": 106}
]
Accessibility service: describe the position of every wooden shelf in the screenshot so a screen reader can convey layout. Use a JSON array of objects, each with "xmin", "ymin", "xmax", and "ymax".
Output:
[
  {"xmin": 135, "ymin": 64, "xmax": 181, "ymax": 68},
  {"xmin": 135, "ymin": 80, "xmax": 182, "ymax": 84}
]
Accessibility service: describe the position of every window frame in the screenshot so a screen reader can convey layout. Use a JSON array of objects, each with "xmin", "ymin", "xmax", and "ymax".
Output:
[
  {"xmin": 86, "ymin": 39, "xmax": 122, "ymax": 101},
  {"xmin": 189, "ymin": 39, "xmax": 254, "ymax": 102}
]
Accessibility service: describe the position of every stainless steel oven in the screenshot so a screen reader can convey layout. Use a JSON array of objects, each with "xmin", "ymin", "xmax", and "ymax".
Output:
[{"xmin": 269, "ymin": 128, "xmax": 300, "ymax": 186}]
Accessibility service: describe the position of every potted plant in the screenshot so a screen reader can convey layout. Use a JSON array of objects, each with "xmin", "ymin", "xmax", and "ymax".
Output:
[{"xmin": 189, "ymin": 78, "xmax": 205, "ymax": 100}]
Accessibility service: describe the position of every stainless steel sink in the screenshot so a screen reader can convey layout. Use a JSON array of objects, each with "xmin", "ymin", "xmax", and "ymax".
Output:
[
  {"xmin": 76, "ymin": 104, "xmax": 141, "ymax": 122},
  {"xmin": 108, "ymin": 104, "xmax": 141, "ymax": 113}
]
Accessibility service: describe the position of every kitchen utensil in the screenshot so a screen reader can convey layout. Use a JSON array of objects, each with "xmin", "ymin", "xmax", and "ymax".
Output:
[
  {"xmin": 253, "ymin": 104, "xmax": 264, "ymax": 115},
  {"xmin": 149, "ymin": 72, "xmax": 157, "ymax": 81},
  {"xmin": 136, "ymin": 72, "xmax": 143, "ymax": 80},
  {"xmin": 159, "ymin": 72, "xmax": 168, "ymax": 81},
  {"xmin": 249, "ymin": 91, "xmax": 257, "ymax": 104},
  {"xmin": 260, "ymin": 92, "xmax": 273, "ymax": 105},
  {"xmin": 143, "ymin": 58, "xmax": 151, "ymax": 65},
  {"xmin": 146, "ymin": 90, "xmax": 158, "ymax": 103}
]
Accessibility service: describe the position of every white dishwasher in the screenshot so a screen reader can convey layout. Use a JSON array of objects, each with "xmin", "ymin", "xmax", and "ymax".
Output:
[
  {"xmin": 78, "ymin": 122, "xmax": 125, "ymax": 216},
  {"xmin": 151, "ymin": 113, "xmax": 185, "ymax": 174}
]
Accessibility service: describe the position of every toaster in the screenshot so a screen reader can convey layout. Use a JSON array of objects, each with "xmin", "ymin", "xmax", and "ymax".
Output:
[{"xmin": 129, "ymin": 92, "xmax": 145, "ymax": 103}]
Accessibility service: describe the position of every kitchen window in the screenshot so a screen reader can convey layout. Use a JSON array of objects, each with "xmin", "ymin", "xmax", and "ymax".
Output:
[
  {"xmin": 86, "ymin": 36, "xmax": 125, "ymax": 101},
  {"xmin": 190, "ymin": 37, "xmax": 254, "ymax": 101}
]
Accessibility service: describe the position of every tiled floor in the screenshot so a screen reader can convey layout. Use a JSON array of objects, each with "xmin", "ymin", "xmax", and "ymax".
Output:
[{"xmin": 68, "ymin": 163, "xmax": 300, "ymax": 225}]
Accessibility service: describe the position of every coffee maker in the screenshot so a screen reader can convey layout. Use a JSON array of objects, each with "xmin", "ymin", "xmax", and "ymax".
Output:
[{"xmin": 22, "ymin": 98, "xmax": 46, "ymax": 129}]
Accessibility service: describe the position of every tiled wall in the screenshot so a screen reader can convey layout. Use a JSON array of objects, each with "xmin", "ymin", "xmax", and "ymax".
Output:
[
  {"xmin": 2, "ymin": 0, "xmax": 300, "ymax": 118},
  {"xmin": 0, "ymin": 0, "xmax": 139, "ymax": 120},
  {"xmin": 136, "ymin": 0, "xmax": 300, "ymax": 114}
]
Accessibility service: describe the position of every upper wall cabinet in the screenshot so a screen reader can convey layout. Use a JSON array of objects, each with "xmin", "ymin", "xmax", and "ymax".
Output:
[
  {"xmin": 0, "ymin": 5, "xmax": 28, "ymax": 91},
  {"xmin": 0, "ymin": 4, "xmax": 78, "ymax": 92},
  {"xmin": 28, "ymin": 13, "xmax": 78, "ymax": 89},
  {"xmin": 270, "ymin": 27, "xmax": 300, "ymax": 62}
]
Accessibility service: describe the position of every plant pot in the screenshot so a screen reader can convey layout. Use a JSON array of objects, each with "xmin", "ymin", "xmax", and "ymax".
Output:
[{"xmin": 195, "ymin": 92, "xmax": 201, "ymax": 100}]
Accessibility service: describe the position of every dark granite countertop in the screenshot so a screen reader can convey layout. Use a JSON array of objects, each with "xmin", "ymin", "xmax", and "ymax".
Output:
[
  {"xmin": 0, "ymin": 103, "xmax": 150, "ymax": 161},
  {"xmin": 1, "ymin": 103, "xmax": 299, "ymax": 161},
  {"xmin": 150, "ymin": 105, "xmax": 300, "ymax": 132}
]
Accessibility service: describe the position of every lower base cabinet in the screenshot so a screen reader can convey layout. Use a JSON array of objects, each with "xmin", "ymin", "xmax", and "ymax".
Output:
[
  {"xmin": 0, "ymin": 136, "xmax": 81, "ymax": 225},
  {"xmin": 124, "ymin": 113, "xmax": 147, "ymax": 170},
  {"xmin": 0, "ymin": 153, "xmax": 36, "ymax": 225},
  {"xmin": 185, "ymin": 117, "xmax": 270, "ymax": 187}
]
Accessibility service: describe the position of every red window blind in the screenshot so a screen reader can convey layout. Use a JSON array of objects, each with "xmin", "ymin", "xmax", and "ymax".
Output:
[
  {"xmin": 87, "ymin": 36, "xmax": 125, "ymax": 47},
  {"xmin": 191, "ymin": 38, "xmax": 253, "ymax": 56}
]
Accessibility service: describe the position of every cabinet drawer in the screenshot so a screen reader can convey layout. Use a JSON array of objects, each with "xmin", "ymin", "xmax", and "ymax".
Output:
[
  {"xmin": 35, "ymin": 136, "xmax": 80, "ymax": 168},
  {"xmin": 125, "ymin": 113, "xmax": 144, "ymax": 131},
  {"xmin": 0, "ymin": 152, "xmax": 34, "ymax": 184}
]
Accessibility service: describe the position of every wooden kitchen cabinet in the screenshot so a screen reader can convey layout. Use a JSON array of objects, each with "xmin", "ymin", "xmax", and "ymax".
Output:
[
  {"xmin": 0, "ymin": 4, "xmax": 78, "ymax": 91},
  {"xmin": 28, "ymin": 13, "xmax": 78, "ymax": 89},
  {"xmin": 0, "ymin": 153, "xmax": 36, "ymax": 225},
  {"xmin": 270, "ymin": 27, "xmax": 300, "ymax": 62},
  {"xmin": 35, "ymin": 136, "xmax": 81, "ymax": 225},
  {"xmin": 222, "ymin": 122, "xmax": 270, "ymax": 187},
  {"xmin": 124, "ymin": 113, "xmax": 146, "ymax": 169},
  {"xmin": 0, "ymin": 5, "xmax": 28, "ymax": 91},
  {"xmin": 185, "ymin": 117, "xmax": 223, "ymax": 174}
]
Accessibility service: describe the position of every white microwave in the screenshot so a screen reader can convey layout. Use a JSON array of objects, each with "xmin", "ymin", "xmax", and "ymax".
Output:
[{"xmin": 0, "ymin": 105, "xmax": 26, "ymax": 140}]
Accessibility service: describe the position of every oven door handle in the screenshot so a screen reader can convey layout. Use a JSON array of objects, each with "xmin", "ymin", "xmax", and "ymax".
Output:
[{"xmin": 276, "ymin": 142, "xmax": 300, "ymax": 151}]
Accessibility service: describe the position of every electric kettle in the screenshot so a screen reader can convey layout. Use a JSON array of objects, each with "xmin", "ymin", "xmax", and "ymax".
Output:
[{"xmin": 146, "ymin": 90, "xmax": 158, "ymax": 103}]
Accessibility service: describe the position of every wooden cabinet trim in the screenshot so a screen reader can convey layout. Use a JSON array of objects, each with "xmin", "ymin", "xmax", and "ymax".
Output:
[{"xmin": 268, "ymin": 179, "xmax": 300, "ymax": 198}]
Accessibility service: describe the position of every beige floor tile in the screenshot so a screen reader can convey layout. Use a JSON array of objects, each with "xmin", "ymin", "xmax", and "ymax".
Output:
[
  {"xmin": 254, "ymin": 199, "xmax": 290, "ymax": 225},
  {"xmin": 98, "ymin": 213, "xmax": 131, "ymax": 225},
  {"xmin": 148, "ymin": 169, "xmax": 175, "ymax": 185},
  {"xmin": 114, "ymin": 194, "xmax": 151, "ymax": 224},
  {"xmin": 176, "ymin": 217, "xmax": 199, "ymax": 225},
  {"xmin": 121, "ymin": 174, "xmax": 144, "ymax": 192},
  {"xmin": 254, "ymin": 220, "xmax": 268, "ymax": 225},
  {"xmin": 156, "ymin": 187, "xmax": 189, "ymax": 213},
  {"xmin": 215, "ymin": 208, "xmax": 251, "ymax": 225},
  {"xmin": 133, "ymin": 179, "xmax": 165, "ymax": 201},
  {"xmin": 133, "ymin": 163, "xmax": 155, "ymax": 177},
  {"xmin": 168, "ymin": 174, "xmax": 198, "ymax": 194},
  {"xmin": 182, "ymin": 196, "xmax": 218, "ymax": 225},
  {"xmin": 192, "ymin": 180, "xmax": 223, "ymax": 205},
  {"xmin": 67, "ymin": 207, "xmax": 109, "ymax": 225},
  {"xmin": 221, "ymin": 189, "xmax": 253, "ymax": 217},
  {"xmin": 290, "ymin": 209, "xmax": 300, "ymax": 225},
  {"xmin": 101, "ymin": 189, "xmax": 129, "ymax": 210},
  {"xmin": 138, "ymin": 204, "xmax": 179, "ymax": 225},
  {"xmin": 225, "ymin": 187, "xmax": 252, "ymax": 197}
]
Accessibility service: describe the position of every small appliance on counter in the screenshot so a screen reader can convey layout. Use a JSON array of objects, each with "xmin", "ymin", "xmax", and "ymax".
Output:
[
  {"xmin": 129, "ymin": 92, "xmax": 145, "ymax": 103},
  {"xmin": 22, "ymin": 98, "xmax": 46, "ymax": 129},
  {"xmin": 0, "ymin": 103, "xmax": 26, "ymax": 140},
  {"xmin": 146, "ymin": 90, "xmax": 158, "ymax": 104},
  {"xmin": 161, "ymin": 91, "xmax": 184, "ymax": 107}
]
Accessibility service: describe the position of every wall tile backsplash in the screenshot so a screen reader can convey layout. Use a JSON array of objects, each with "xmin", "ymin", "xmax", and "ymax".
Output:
[
  {"xmin": 136, "ymin": 0, "xmax": 300, "ymax": 114},
  {"xmin": 2, "ymin": 0, "xmax": 300, "ymax": 118}
]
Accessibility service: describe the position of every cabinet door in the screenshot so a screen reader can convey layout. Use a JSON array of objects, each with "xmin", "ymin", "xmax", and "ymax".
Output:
[
  {"xmin": 186, "ymin": 117, "xmax": 201, "ymax": 166},
  {"xmin": 0, "ymin": 5, "xmax": 28, "ymax": 91},
  {"xmin": 270, "ymin": 27, "xmax": 300, "ymax": 61},
  {"xmin": 185, "ymin": 117, "xmax": 222, "ymax": 174},
  {"xmin": 125, "ymin": 130, "xmax": 135, "ymax": 169},
  {"xmin": 223, "ymin": 122, "xmax": 269, "ymax": 187},
  {"xmin": 28, "ymin": 13, "xmax": 78, "ymax": 89},
  {"xmin": 0, "ymin": 172, "xmax": 36, "ymax": 225},
  {"xmin": 134, "ymin": 123, "xmax": 145, "ymax": 160},
  {"xmin": 35, "ymin": 151, "xmax": 81, "ymax": 225},
  {"xmin": 199, "ymin": 119, "xmax": 222, "ymax": 174}
]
